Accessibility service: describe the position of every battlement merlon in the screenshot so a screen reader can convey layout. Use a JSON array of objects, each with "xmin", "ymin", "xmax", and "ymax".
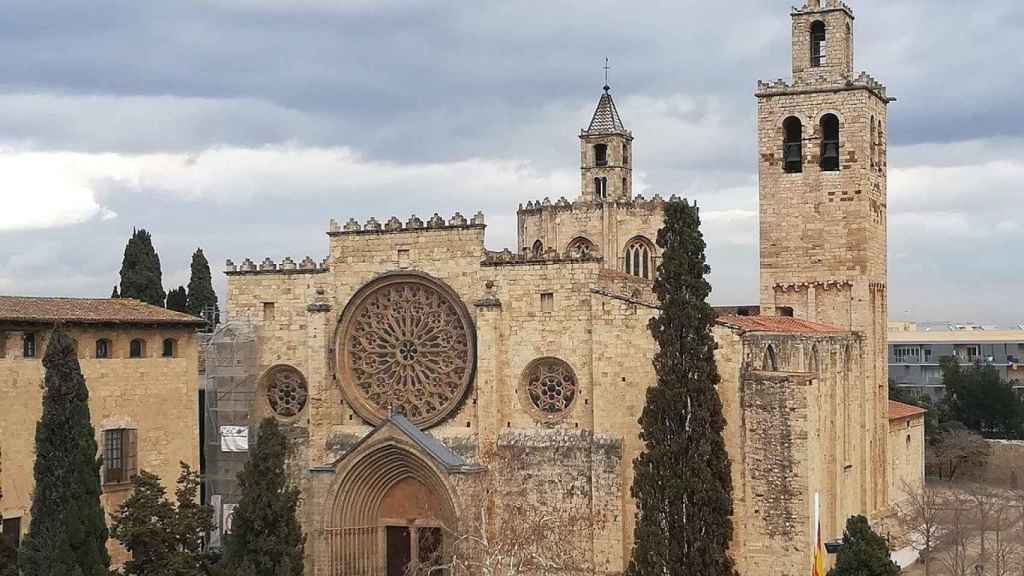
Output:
[
  {"xmin": 755, "ymin": 71, "xmax": 894, "ymax": 103},
  {"xmin": 326, "ymin": 211, "xmax": 485, "ymax": 236},
  {"xmin": 225, "ymin": 256, "xmax": 329, "ymax": 276},
  {"xmin": 792, "ymin": 1, "xmax": 853, "ymax": 19},
  {"xmin": 517, "ymin": 194, "xmax": 676, "ymax": 215}
]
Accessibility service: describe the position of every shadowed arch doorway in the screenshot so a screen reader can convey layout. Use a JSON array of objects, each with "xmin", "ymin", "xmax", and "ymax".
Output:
[{"xmin": 326, "ymin": 441, "xmax": 458, "ymax": 576}]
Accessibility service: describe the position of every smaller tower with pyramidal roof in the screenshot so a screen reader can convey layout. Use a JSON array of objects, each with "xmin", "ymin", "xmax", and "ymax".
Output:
[{"xmin": 580, "ymin": 85, "xmax": 633, "ymax": 203}]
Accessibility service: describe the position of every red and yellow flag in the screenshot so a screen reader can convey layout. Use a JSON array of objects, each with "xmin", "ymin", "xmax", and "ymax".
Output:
[{"xmin": 812, "ymin": 521, "xmax": 826, "ymax": 576}]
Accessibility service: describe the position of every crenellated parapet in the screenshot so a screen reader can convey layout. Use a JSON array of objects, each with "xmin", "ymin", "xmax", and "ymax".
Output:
[
  {"xmin": 224, "ymin": 256, "xmax": 329, "ymax": 276},
  {"xmin": 481, "ymin": 247, "xmax": 602, "ymax": 267},
  {"xmin": 517, "ymin": 194, "xmax": 675, "ymax": 215},
  {"xmin": 757, "ymin": 71, "xmax": 891, "ymax": 102},
  {"xmin": 327, "ymin": 212, "xmax": 484, "ymax": 236},
  {"xmin": 792, "ymin": 0, "xmax": 853, "ymax": 17}
]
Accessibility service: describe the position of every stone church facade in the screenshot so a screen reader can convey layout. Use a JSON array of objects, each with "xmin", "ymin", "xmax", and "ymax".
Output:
[{"xmin": 217, "ymin": 2, "xmax": 923, "ymax": 574}]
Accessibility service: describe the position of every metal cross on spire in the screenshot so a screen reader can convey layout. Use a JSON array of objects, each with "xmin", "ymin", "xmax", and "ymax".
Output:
[{"xmin": 603, "ymin": 57, "xmax": 611, "ymax": 92}]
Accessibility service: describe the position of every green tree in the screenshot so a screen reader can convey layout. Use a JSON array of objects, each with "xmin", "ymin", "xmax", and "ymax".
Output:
[
  {"xmin": 185, "ymin": 248, "xmax": 219, "ymax": 324},
  {"xmin": 119, "ymin": 228, "xmax": 166, "ymax": 307},
  {"xmin": 942, "ymin": 356, "xmax": 1024, "ymax": 439},
  {"xmin": 18, "ymin": 328, "xmax": 110, "ymax": 576},
  {"xmin": 166, "ymin": 286, "xmax": 188, "ymax": 313},
  {"xmin": 110, "ymin": 463, "xmax": 214, "ymax": 576},
  {"xmin": 827, "ymin": 515, "xmax": 899, "ymax": 576},
  {"xmin": 626, "ymin": 200, "xmax": 736, "ymax": 576},
  {"xmin": 111, "ymin": 285, "xmax": 120, "ymax": 298},
  {"xmin": 0, "ymin": 538, "xmax": 17, "ymax": 576},
  {"xmin": 223, "ymin": 418, "xmax": 304, "ymax": 576}
]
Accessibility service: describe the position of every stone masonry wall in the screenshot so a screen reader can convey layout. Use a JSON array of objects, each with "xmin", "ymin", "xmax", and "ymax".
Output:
[{"xmin": 0, "ymin": 324, "xmax": 200, "ymax": 564}]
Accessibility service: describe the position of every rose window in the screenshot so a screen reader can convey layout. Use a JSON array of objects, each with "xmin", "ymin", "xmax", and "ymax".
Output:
[
  {"xmin": 266, "ymin": 366, "xmax": 308, "ymax": 418},
  {"xmin": 339, "ymin": 274, "xmax": 476, "ymax": 428},
  {"xmin": 522, "ymin": 357, "xmax": 578, "ymax": 422}
]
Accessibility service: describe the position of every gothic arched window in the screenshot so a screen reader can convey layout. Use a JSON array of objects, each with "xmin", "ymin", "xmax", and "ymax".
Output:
[
  {"xmin": 783, "ymin": 116, "xmax": 803, "ymax": 173},
  {"xmin": 624, "ymin": 237, "xmax": 654, "ymax": 280},
  {"xmin": 762, "ymin": 344, "xmax": 779, "ymax": 371},
  {"xmin": 594, "ymin": 177, "xmax": 608, "ymax": 200},
  {"xmin": 810, "ymin": 21, "xmax": 827, "ymax": 67},
  {"xmin": 95, "ymin": 338, "xmax": 111, "ymax": 359},
  {"xmin": 129, "ymin": 338, "xmax": 145, "ymax": 359},
  {"xmin": 820, "ymin": 113, "xmax": 840, "ymax": 172},
  {"xmin": 531, "ymin": 240, "xmax": 544, "ymax": 258}
]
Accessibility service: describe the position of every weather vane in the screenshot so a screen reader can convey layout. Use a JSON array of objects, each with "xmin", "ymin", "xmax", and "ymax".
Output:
[{"xmin": 603, "ymin": 57, "xmax": 611, "ymax": 92}]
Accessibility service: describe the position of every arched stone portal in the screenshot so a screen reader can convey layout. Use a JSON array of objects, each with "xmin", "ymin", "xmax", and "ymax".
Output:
[{"xmin": 325, "ymin": 434, "xmax": 459, "ymax": 576}]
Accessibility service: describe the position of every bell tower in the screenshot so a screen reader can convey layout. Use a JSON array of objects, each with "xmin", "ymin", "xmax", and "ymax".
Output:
[
  {"xmin": 757, "ymin": 0, "xmax": 893, "ymax": 519},
  {"xmin": 580, "ymin": 86, "xmax": 633, "ymax": 203}
]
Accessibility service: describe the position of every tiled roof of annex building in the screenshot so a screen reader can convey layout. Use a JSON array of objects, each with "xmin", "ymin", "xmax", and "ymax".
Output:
[
  {"xmin": 0, "ymin": 296, "xmax": 205, "ymax": 326},
  {"xmin": 715, "ymin": 314, "xmax": 846, "ymax": 335},
  {"xmin": 888, "ymin": 400, "xmax": 927, "ymax": 421},
  {"xmin": 583, "ymin": 87, "xmax": 629, "ymax": 136}
]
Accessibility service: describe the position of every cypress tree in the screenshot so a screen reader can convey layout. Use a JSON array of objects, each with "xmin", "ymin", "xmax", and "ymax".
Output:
[
  {"xmin": 827, "ymin": 515, "xmax": 899, "ymax": 576},
  {"xmin": 626, "ymin": 200, "xmax": 736, "ymax": 576},
  {"xmin": 0, "ymin": 538, "xmax": 16, "ymax": 576},
  {"xmin": 118, "ymin": 228, "xmax": 166, "ymax": 307},
  {"xmin": 18, "ymin": 328, "xmax": 110, "ymax": 576},
  {"xmin": 166, "ymin": 286, "xmax": 188, "ymax": 313},
  {"xmin": 110, "ymin": 463, "xmax": 214, "ymax": 576},
  {"xmin": 185, "ymin": 248, "xmax": 219, "ymax": 324},
  {"xmin": 223, "ymin": 418, "xmax": 304, "ymax": 576},
  {"xmin": 111, "ymin": 285, "xmax": 120, "ymax": 298}
]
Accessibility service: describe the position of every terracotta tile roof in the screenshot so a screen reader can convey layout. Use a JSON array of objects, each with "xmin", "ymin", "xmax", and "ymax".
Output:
[
  {"xmin": 0, "ymin": 296, "xmax": 205, "ymax": 326},
  {"xmin": 889, "ymin": 400, "xmax": 927, "ymax": 420},
  {"xmin": 715, "ymin": 314, "xmax": 846, "ymax": 334}
]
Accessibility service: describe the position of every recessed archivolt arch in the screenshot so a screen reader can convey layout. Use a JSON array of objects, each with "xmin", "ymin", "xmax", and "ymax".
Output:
[
  {"xmin": 328, "ymin": 439, "xmax": 458, "ymax": 531},
  {"xmin": 762, "ymin": 344, "xmax": 779, "ymax": 372}
]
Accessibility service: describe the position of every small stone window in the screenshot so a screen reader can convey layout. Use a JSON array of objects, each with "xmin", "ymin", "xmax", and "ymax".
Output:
[
  {"xmin": 820, "ymin": 114, "xmax": 840, "ymax": 172},
  {"xmin": 129, "ymin": 338, "xmax": 145, "ymax": 359},
  {"xmin": 102, "ymin": 428, "xmax": 137, "ymax": 484},
  {"xmin": 762, "ymin": 344, "xmax": 779, "ymax": 371},
  {"xmin": 531, "ymin": 240, "xmax": 544, "ymax": 258},
  {"xmin": 23, "ymin": 333, "xmax": 36, "ymax": 358},
  {"xmin": 263, "ymin": 302, "xmax": 275, "ymax": 322},
  {"xmin": 810, "ymin": 20, "xmax": 827, "ymax": 67},
  {"xmin": 264, "ymin": 365, "xmax": 308, "ymax": 419},
  {"xmin": 521, "ymin": 357, "xmax": 578, "ymax": 423},
  {"xmin": 594, "ymin": 143, "xmax": 608, "ymax": 166},
  {"xmin": 783, "ymin": 116, "xmax": 803, "ymax": 173},
  {"xmin": 95, "ymin": 338, "xmax": 111, "ymax": 359},
  {"xmin": 540, "ymin": 292, "xmax": 554, "ymax": 313},
  {"xmin": 594, "ymin": 177, "xmax": 608, "ymax": 200},
  {"xmin": 624, "ymin": 237, "xmax": 654, "ymax": 279},
  {"xmin": 162, "ymin": 338, "xmax": 177, "ymax": 358}
]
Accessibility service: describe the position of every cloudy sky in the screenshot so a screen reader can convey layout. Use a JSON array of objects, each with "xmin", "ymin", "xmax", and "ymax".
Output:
[{"xmin": 0, "ymin": 0, "xmax": 1021, "ymax": 325}]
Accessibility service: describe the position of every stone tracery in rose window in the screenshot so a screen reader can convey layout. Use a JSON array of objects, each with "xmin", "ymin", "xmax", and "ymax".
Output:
[
  {"xmin": 340, "ymin": 274, "xmax": 475, "ymax": 429},
  {"xmin": 266, "ymin": 366, "xmax": 308, "ymax": 418},
  {"xmin": 522, "ymin": 357, "xmax": 578, "ymax": 422}
]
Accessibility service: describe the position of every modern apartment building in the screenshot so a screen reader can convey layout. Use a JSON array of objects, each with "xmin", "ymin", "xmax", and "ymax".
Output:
[{"xmin": 888, "ymin": 326, "xmax": 1024, "ymax": 400}]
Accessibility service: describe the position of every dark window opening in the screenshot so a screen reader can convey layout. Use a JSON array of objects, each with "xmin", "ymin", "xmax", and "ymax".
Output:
[
  {"xmin": 594, "ymin": 177, "xmax": 608, "ymax": 199},
  {"xmin": 820, "ymin": 114, "xmax": 840, "ymax": 172},
  {"xmin": 810, "ymin": 21, "xmax": 827, "ymax": 67},
  {"xmin": 594, "ymin": 143, "xmax": 608, "ymax": 167},
  {"xmin": 23, "ymin": 333, "xmax": 36, "ymax": 358},
  {"xmin": 531, "ymin": 240, "xmax": 544, "ymax": 258},
  {"xmin": 763, "ymin": 345, "xmax": 779, "ymax": 371},
  {"xmin": 1, "ymin": 517, "xmax": 21, "ymax": 549},
  {"xmin": 778, "ymin": 306, "xmax": 795, "ymax": 317},
  {"xmin": 129, "ymin": 338, "xmax": 144, "ymax": 359},
  {"xmin": 162, "ymin": 338, "xmax": 176, "ymax": 358},
  {"xmin": 96, "ymin": 339, "xmax": 111, "ymax": 359},
  {"xmin": 103, "ymin": 428, "xmax": 137, "ymax": 484},
  {"xmin": 622, "ymin": 143, "xmax": 629, "ymax": 165},
  {"xmin": 783, "ymin": 117, "xmax": 803, "ymax": 173}
]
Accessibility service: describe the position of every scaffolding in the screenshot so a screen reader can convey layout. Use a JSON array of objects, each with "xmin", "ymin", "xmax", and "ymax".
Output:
[{"xmin": 200, "ymin": 319, "xmax": 259, "ymax": 549}]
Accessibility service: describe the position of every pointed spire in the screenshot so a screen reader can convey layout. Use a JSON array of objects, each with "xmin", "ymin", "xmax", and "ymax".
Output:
[{"xmin": 584, "ymin": 88, "xmax": 628, "ymax": 136}]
